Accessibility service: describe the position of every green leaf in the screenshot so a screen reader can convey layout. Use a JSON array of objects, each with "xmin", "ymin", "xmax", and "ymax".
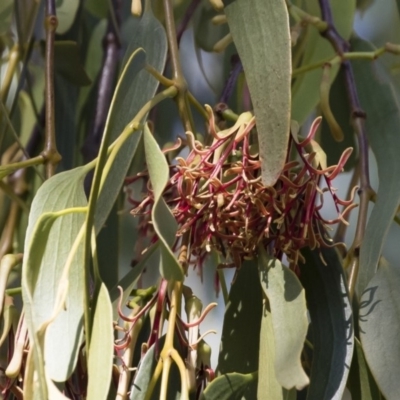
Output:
[
  {"xmin": 224, "ymin": 0, "xmax": 291, "ymax": 186},
  {"xmin": 347, "ymin": 338, "xmax": 381, "ymax": 400},
  {"xmin": 257, "ymin": 308, "xmax": 297, "ymax": 400},
  {"xmin": 85, "ymin": 0, "xmax": 108, "ymax": 18},
  {"xmin": 95, "ymin": 6, "xmax": 168, "ymax": 233},
  {"xmin": 54, "ymin": 41, "xmax": 91, "ymax": 86},
  {"xmin": 291, "ymin": 0, "xmax": 355, "ymax": 124},
  {"xmin": 359, "ymin": 261, "xmax": 400, "ymax": 399},
  {"xmin": 350, "ymin": 37, "xmax": 400, "ymax": 297},
  {"xmin": 22, "ymin": 167, "xmax": 88, "ymax": 383},
  {"xmin": 320, "ymin": 68, "xmax": 356, "ymax": 171},
  {"xmin": 217, "ymin": 260, "xmax": 262, "ymax": 399},
  {"xmin": 193, "ymin": 3, "xmax": 229, "ymax": 52},
  {"xmin": 201, "ymin": 372, "xmax": 257, "ymax": 400},
  {"xmin": 0, "ymin": 0, "xmax": 13, "ymax": 35},
  {"xmin": 300, "ymin": 246, "xmax": 354, "ymax": 400},
  {"xmin": 87, "ymin": 283, "xmax": 114, "ymax": 400},
  {"xmin": 56, "ymin": 0, "xmax": 80, "ymax": 35},
  {"xmin": 143, "ymin": 124, "xmax": 183, "ymax": 281},
  {"xmin": 258, "ymin": 250, "xmax": 309, "ymax": 390},
  {"xmin": 77, "ymin": 19, "xmax": 107, "ymax": 112}
]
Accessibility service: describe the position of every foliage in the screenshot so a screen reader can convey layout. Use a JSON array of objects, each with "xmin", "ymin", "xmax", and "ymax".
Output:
[{"xmin": 0, "ymin": 0, "xmax": 400, "ymax": 399}]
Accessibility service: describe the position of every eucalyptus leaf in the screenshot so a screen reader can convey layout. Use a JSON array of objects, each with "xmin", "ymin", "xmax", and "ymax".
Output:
[
  {"xmin": 95, "ymin": 6, "xmax": 168, "ymax": 233},
  {"xmin": 224, "ymin": 0, "xmax": 291, "ymax": 186},
  {"xmin": 217, "ymin": 259, "xmax": 262, "ymax": 399},
  {"xmin": 193, "ymin": 3, "xmax": 229, "ymax": 52},
  {"xmin": 201, "ymin": 372, "xmax": 257, "ymax": 400},
  {"xmin": 87, "ymin": 283, "xmax": 114, "ymax": 400},
  {"xmin": 0, "ymin": 0, "xmax": 13, "ymax": 35},
  {"xmin": 320, "ymin": 68, "xmax": 356, "ymax": 171},
  {"xmin": 291, "ymin": 0, "xmax": 355, "ymax": 124},
  {"xmin": 300, "ymin": 246, "xmax": 354, "ymax": 400},
  {"xmin": 257, "ymin": 308, "xmax": 297, "ymax": 400},
  {"xmin": 347, "ymin": 338, "xmax": 381, "ymax": 400},
  {"xmin": 22, "ymin": 167, "xmax": 88, "ymax": 382},
  {"xmin": 143, "ymin": 125, "xmax": 183, "ymax": 281},
  {"xmin": 350, "ymin": 37, "xmax": 400, "ymax": 297},
  {"xmin": 258, "ymin": 249, "xmax": 309, "ymax": 390},
  {"xmin": 54, "ymin": 41, "xmax": 91, "ymax": 86},
  {"xmin": 56, "ymin": 0, "xmax": 80, "ymax": 35},
  {"xmin": 85, "ymin": 0, "xmax": 108, "ymax": 18},
  {"xmin": 359, "ymin": 261, "xmax": 400, "ymax": 400}
]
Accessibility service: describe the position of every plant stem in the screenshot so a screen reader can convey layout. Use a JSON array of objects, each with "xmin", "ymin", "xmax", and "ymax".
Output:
[
  {"xmin": 43, "ymin": 0, "xmax": 61, "ymax": 178},
  {"xmin": 163, "ymin": 0, "xmax": 195, "ymax": 132},
  {"xmin": 176, "ymin": 0, "xmax": 201, "ymax": 45},
  {"xmin": 318, "ymin": 0, "xmax": 373, "ymax": 300}
]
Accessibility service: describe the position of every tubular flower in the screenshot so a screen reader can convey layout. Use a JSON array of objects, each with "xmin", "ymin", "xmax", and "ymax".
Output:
[{"xmin": 127, "ymin": 107, "xmax": 356, "ymax": 270}]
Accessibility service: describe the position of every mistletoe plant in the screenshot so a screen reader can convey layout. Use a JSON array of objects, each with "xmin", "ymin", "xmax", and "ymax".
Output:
[{"xmin": 1, "ymin": 0, "xmax": 400, "ymax": 399}]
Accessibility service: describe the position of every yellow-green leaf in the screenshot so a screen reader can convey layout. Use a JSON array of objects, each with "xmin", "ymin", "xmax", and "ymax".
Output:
[
  {"xmin": 258, "ymin": 249, "xmax": 309, "ymax": 390},
  {"xmin": 143, "ymin": 125, "xmax": 183, "ymax": 281},
  {"xmin": 87, "ymin": 283, "xmax": 114, "ymax": 400}
]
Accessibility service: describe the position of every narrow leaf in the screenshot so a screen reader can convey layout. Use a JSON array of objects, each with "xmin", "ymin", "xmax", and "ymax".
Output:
[
  {"xmin": 258, "ymin": 250, "xmax": 309, "ymax": 390},
  {"xmin": 217, "ymin": 260, "xmax": 262, "ymax": 398},
  {"xmin": 54, "ymin": 41, "xmax": 91, "ymax": 86},
  {"xmin": 224, "ymin": 0, "xmax": 291, "ymax": 186},
  {"xmin": 257, "ymin": 308, "xmax": 296, "ymax": 400},
  {"xmin": 201, "ymin": 372, "xmax": 257, "ymax": 400},
  {"xmin": 95, "ymin": 6, "xmax": 168, "ymax": 232},
  {"xmin": 300, "ymin": 246, "xmax": 354, "ymax": 400},
  {"xmin": 0, "ymin": 0, "xmax": 13, "ymax": 35},
  {"xmin": 87, "ymin": 283, "xmax": 114, "ymax": 400},
  {"xmin": 291, "ymin": 0, "xmax": 355, "ymax": 123},
  {"xmin": 359, "ymin": 261, "xmax": 400, "ymax": 400},
  {"xmin": 350, "ymin": 37, "xmax": 400, "ymax": 296},
  {"xmin": 22, "ymin": 167, "xmax": 88, "ymax": 382},
  {"xmin": 143, "ymin": 125, "xmax": 183, "ymax": 281},
  {"xmin": 56, "ymin": 0, "xmax": 80, "ymax": 35}
]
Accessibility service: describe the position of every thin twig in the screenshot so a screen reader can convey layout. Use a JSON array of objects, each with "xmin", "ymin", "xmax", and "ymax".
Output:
[
  {"xmin": 163, "ymin": 0, "xmax": 195, "ymax": 133},
  {"xmin": 318, "ymin": 0, "xmax": 373, "ymax": 300},
  {"xmin": 43, "ymin": 0, "xmax": 61, "ymax": 178},
  {"xmin": 177, "ymin": 0, "xmax": 201, "ymax": 45}
]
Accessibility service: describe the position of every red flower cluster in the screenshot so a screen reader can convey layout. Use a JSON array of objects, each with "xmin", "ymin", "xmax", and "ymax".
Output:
[{"xmin": 127, "ymin": 106, "xmax": 356, "ymax": 270}]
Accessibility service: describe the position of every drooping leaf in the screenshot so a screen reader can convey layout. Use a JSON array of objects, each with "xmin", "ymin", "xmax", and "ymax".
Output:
[
  {"xmin": 54, "ymin": 41, "xmax": 91, "ymax": 86},
  {"xmin": 257, "ymin": 308, "xmax": 297, "ymax": 400},
  {"xmin": 95, "ymin": 6, "xmax": 168, "ymax": 233},
  {"xmin": 77, "ymin": 19, "xmax": 107, "ymax": 113},
  {"xmin": 300, "ymin": 246, "xmax": 354, "ymax": 400},
  {"xmin": 143, "ymin": 124, "xmax": 183, "ymax": 281},
  {"xmin": 291, "ymin": 0, "xmax": 355, "ymax": 124},
  {"xmin": 359, "ymin": 261, "xmax": 400, "ymax": 400},
  {"xmin": 22, "ymin": 167, "xmax": 88, "ymax": 382},
  {"xmin": 320, "ymin": 68, "xmax": 356, "ymax": 171},
  {"xmin": 85, "ymin": 0, "xmax": 108, "ymax": 18},
  {"xmin": 258, "ymin": 250, "xmax": 309, "ymax": 390},
  {"xmin": 87, "ymin": 283, "xmax": 114, "ymax": 400},
  {"xmin": 193, "ymin": 3, "xmax": 229, "ymax": 52},
  {"xmin": 224, "ymin": 0, "xmax": 291, "ymax": 186},
  {"xmin": 201, "ymin": 372, "xmax": 258, "ymax": 400},
  {"xmin": 347, "ymin": 338, "xmax": 381, "ymax": 400},
  {"xmin": 217, "ymin": 259, "xmax": 262, "ymax": 399},
  {"xmin": 350, "ymin": 37, "xmax": 400, "ymax": 297},
  {"xmin": 56, "ymin": 0, "xmax": 80, "ymax": 35},
  {"xmin": 0, "ymin": 0, "xmax": 13, "ymax": 35}
]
